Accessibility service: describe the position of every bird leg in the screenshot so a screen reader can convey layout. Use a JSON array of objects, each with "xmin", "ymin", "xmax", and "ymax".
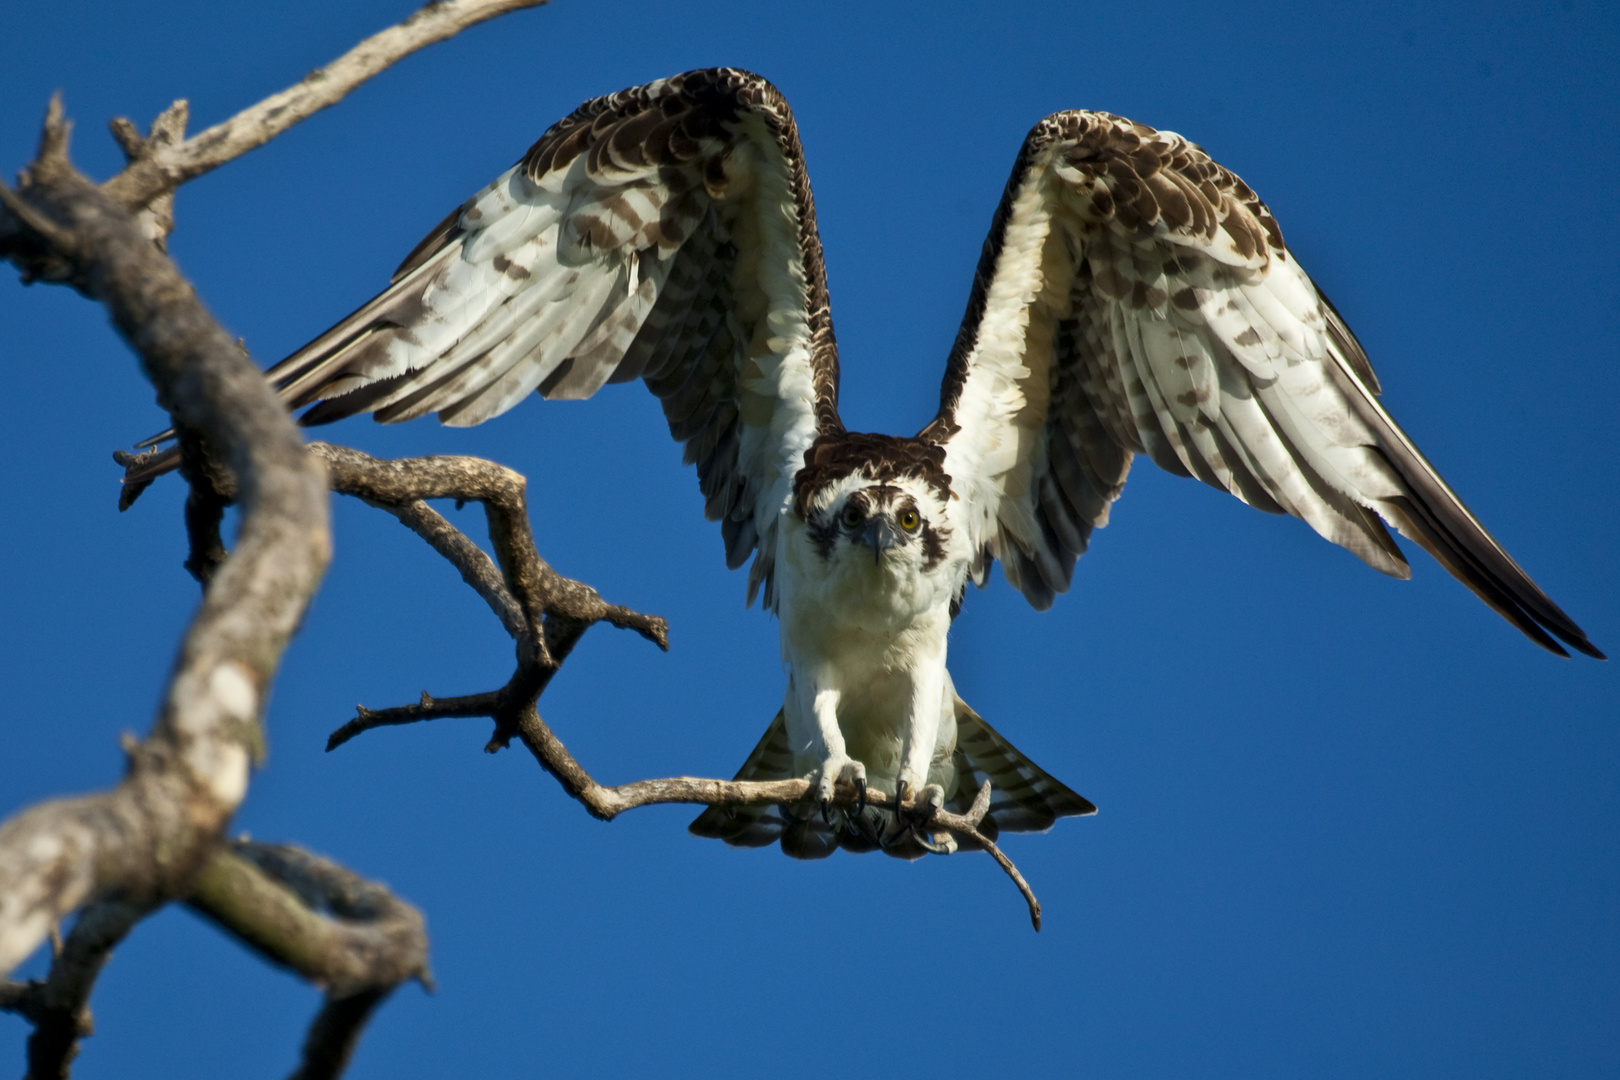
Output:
[
  {"xmin": 883, "ymin": 661, "xmax": 949, "ymax": 848},
  {"xmin": 793, "ymin": 677, "xmax": 867, "ymax": 824}
]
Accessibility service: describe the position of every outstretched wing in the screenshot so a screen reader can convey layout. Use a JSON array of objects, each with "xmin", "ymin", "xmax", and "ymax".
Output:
[
  {"xmin": 922, "ymin": 110, "xmax": 1601, "ymax": 658},
  {"xmin": 155, "ymin": 69, "xmax": 841, "ymax": 606}
]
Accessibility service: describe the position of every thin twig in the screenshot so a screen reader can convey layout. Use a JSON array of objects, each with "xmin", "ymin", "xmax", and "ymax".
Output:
[
  {"xmin": 291, "ymin": 988, "xmax": 393, "ymax": 1080},
  {"xmin": 99, "ymin": 0, "xmax": 554, "ymax": 214},
  {"xmin": 372, "ymin": 500, "xmax": 526, "ymax": 637},
  {"xmin": 327, "ymin": 690, "xmax": 504, "ymax": 752},
  {"xmin": 182, "ymin": 464, "xmax": 229, "ymax": 586},
  {"xmin": 934, "ymin": 816, "xmax": 1043, "ymax": 931}
]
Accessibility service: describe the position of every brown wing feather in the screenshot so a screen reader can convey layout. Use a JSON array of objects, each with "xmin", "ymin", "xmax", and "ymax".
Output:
[
  {"xmin": 926, "ymin": 110, "xmax": 1601, "ymax": 658},
  {"xmin": 122, "ymin": 70, "xmax": 842, "ymax": 606}
]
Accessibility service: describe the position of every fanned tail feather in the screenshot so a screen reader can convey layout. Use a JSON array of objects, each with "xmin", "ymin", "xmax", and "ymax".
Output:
[
  {"xmin": 947, "ymin": 696, "xmax": 1096, "ymax": 844},
  {"xmin": 688, "ymin": 697, "xmax": 1093, "ymax": 860}
]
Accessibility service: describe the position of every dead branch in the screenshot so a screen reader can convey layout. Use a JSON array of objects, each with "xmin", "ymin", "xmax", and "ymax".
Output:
[
  {"xmin": 0, "ymin": 900, "xmax": 149, "ymax": 1080},
  {"xmin": 185, "ymin": 841, "xmax": 430, "ymax": 1080},
  {"xmin": 2, "ymin": 841, "xmax": 428, "ymax": 1080},
  {"xmin": 0, "ymin": 103, "xmax": 331, "ymax": 976},
  {"xmin": 372, "ymin": 500, "xmax": 527, "ymax": 637},
  {"xmin": 0, "ymin": 0, "xmax": 565, "ymax": 975},
  {"xmin": 183, "ymin": 464, "xmax": 230, "ymax": 586},
  {"xmin": 98, "ymin": 0, "xmax": 554, "ymax": 216},
  {"xmin": 308, "ymin": 446, "xmax": 1046, "ymax": 929},
  {"xmin": 311, "ymin": 444, "xmax": 669, "ymax": 666},
  {"xmin": 186, "ymin": 842, "xmax": 430, "ymax": 998},
  {"xmin": 106, "ymin": 99, "xmax": 188, "ymax": 247},
  {"xmin": 291, "ymin": 990, "xmax": 395, "ymax": 1080},
  {"xmin": 0, "ymin": 2, "xmax": 555, "ymax": 270}
]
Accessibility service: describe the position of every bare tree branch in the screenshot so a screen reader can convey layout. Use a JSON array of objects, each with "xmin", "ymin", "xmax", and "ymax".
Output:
[
  {"xmin": 290, "ymin": 988, "xmax": 394, "ymax": 1080},
  {"xmin": 312, "ymin": 444, "xmax": 670, "ymax": 663},
  {"xmin": 308, "ymin": 447, "xmax": 1046, "ymax": 929},
  {"xmin": 186, "ymin": 842, "xmax": 430, "ymax": 998},
  {"xmin": 0, "ymin": 900, "xmax": 150, "ymax": 1080},
  {"xmin": 184, "ymin": 840, "xmax": 430, "ymax": 1078},
  {"xmin": 374, "ymin": 500, "xmax": 527, "ymax": 637},
  {"xmin": 183, "ymin": 466, "xmax": 230, "ymax": 586},
  {"xmin": 106, "ymin": 99, "xmax": 189, "ymax": 246},
  {"xmin": 2, "ymin": 833, "xmax": 432, "ymax": 1080},
  {"xmin": 98, "ymin": 0, "xmax": 554, "ymax": 215},
  {"xmin": 0, "ymin": 102, "xmax": 331, "ymax": 976}
]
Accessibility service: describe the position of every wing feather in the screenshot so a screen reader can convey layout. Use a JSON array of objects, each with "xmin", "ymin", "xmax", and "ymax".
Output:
[
  {"xmin": 132, "ymin": 70, "xmax": 843, "ymax": 605},
  {"xmin": 925, "ymin": 110, "xmax": 1601, "ymax": 658}
]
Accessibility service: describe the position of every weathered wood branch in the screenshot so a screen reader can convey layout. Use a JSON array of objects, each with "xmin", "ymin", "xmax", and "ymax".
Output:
[
  {"xmin": 2, "ymin": 842, "xmax": 428, "ymax": 1080},
  {"xmin": 0, "ymin": 104, "xmax": 331, "ymax": 977},
  {"xmin": 99, "ymin": 0, "xmax": 554, "ymax": 215},
  {"xmin": 186, "ymin": 842, "xmax": 430, "ymax": 999},
  {"xmin": 0, "ymin": 900, "xmax": 150, "ymax": 1080},
  {"xmin": 309, "ymin": 447, "xmax": 1046, "ymax": 929},
  {"xmin": 106, "ymin": 99, "xmax": 188, "ymax": 247},
  {"xmin": 372, "ymin": 500, "xmax": 527, "ymax": 637},
  {"xmin": 186, "ymin": 842, "xmax": 430, "ymax": 1080},
  {"xmin": 312, "ymin": 444, "xmax": 670, "ymax": 667},
  {"xmin": 0, "ymin": 2, "xmax": 555, "ymax": 271}
]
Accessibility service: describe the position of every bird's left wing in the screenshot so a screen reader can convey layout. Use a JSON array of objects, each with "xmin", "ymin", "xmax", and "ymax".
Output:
[
  {"xmin": 130, "ymin": 69, "xmax": 842, "ymax": 606},
  {"xmin": 921, "ymin": 110, "xmax": 1600, "ymax": 657}
]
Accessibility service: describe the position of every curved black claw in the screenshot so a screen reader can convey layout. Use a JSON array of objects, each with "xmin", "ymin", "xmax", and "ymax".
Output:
[
  {"xmin": 820, "ymin": 798, "xmax": 834, "ymax": 826},
  {"xmin": 854, "ymin": 776, "xmax": 868, "ymax": 818},
  {"xmin": 880, "ymin": 780, "xmax": 911, "ymax": 849}
]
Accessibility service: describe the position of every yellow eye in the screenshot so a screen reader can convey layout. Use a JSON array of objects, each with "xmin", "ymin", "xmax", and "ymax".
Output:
[
  {"xmin": 899, "ymin": 510, "xmax": 920, "ymax": 532},
  {"xmin": 841, "ymin": 506, "xmax": 863, "ymax": 529}
]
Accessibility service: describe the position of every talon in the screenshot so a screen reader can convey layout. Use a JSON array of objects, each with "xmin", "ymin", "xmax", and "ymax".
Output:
[
  {"xmin": 854, "ymin": 776, "xmax": 867, "ymax": 817},
  {"xmin": 883, "ymin": 779, "xmax": 912, "ymax": 848},
  {"xmin": 821, "ymin": 798, "xmax": 833, "ymax": 826}
]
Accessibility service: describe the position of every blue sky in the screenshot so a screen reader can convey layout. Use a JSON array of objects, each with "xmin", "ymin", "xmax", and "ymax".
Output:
[{"xmin": 2, "ymin": 1, "xmax": 1616, "ymax": 1076}]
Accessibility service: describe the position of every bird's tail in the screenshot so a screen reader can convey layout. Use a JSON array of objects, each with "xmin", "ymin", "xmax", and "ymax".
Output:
[
  {"xmin": 688, "ymin": 697, "xmax": 1094, "ymax": 860},
  {"xmin": 948, "ymin": 696, "xmax": 1097, "ymax": 841}
]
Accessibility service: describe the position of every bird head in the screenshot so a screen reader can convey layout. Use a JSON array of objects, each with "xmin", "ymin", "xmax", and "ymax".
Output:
[{"xmin": 802, "ymin": 472, "xmax": 951, "ymax": 574}]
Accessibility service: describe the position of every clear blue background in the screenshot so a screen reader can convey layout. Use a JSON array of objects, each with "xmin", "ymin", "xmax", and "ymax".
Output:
[{"xmin": 2, "ymin": 1, "xmax": 1616, "ymax": 1076}]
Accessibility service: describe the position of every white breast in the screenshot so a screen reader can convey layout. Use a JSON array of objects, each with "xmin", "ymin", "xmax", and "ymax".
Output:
[{"xmin": 775, "ymin": 513, "xmax": 960, "ymax": 783}]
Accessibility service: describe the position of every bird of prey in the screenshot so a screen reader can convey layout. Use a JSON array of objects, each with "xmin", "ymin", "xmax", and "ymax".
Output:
[{"xmin": 128, "ymin": 68, "xmax": 1603, "ymax": 859}]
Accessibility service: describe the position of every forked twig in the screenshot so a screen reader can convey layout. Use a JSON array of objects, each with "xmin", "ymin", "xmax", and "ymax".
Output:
[
  {"xmin": 305, "ymin": 445, "xmax": 1047, "ymax": 928},
  {"xmin": 1, "ymin": 5, "xmax": 558, "ymax": 1073},
  {"xmin": 100, "ymin": 1, "xmax": 557, "ymax": 214}
]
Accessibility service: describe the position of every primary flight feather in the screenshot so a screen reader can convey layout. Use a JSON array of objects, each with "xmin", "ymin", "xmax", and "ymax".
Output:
[{"xmin": 127, "ymin": 68, "xmax": 1603, "ymax": 858}]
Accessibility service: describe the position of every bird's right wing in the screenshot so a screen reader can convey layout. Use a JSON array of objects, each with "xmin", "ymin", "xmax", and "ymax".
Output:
[
  {"xmin": 921, "ymin": 109, "xmax": 1601, "ymax": 658},
  {"xmin": 129, "ymin": 69, "xmax": 843, "ymax": 607}
]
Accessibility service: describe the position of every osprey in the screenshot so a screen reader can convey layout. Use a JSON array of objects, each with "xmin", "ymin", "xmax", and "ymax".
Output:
[{"xmin": 129, "ymin": 68, "xmax": 1602, "ymax": 858}]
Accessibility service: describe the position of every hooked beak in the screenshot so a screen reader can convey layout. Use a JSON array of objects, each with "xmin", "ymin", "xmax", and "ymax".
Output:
[{"xmin": 858, "ymin": 516, "xmax": 900, "ymax": 564}]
